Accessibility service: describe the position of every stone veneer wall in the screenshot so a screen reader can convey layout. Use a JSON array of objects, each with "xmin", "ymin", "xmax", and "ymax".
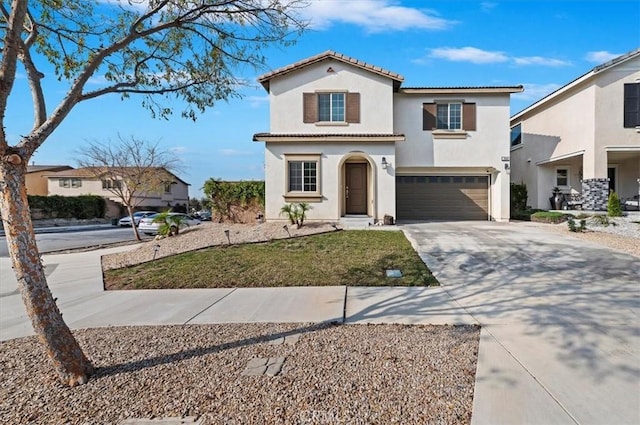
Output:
[{"xmin": 582, "ymin": 178, "xmax": 610, "ymax": 211}]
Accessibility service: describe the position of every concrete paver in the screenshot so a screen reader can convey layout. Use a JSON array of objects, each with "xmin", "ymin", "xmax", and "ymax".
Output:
[
  {"xmin": 188, "ymin": 286, "xmax": 345, "ymax": 324},
  {"xmin": 345, "ymin": 286, "xmax": 476, "ymax": 325}
]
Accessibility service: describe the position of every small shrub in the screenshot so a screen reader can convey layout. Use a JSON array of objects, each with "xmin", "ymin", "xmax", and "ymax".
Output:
[
  {"xmin": 607, "ymin": 191, "xmax": 623, "ymax": 217},
  {"xmin": 589, "ymin": 214, "xmax": 616, "ymax": 227},
  {"xmin": 567, "ymin": 217, "xmax": 587, "ymax": 232},
  {"xmin": 575, "ymin": 213, "xmax": 591, "ymax": 219},
  {"xmin": 531, "ymin": 211, "xmax": 568, "ymax": 224},
  {"xmin": 280, "ymin": 202, "xmax": 313, "ymax": 228},
  {"xmin": 510, "ymin": 183, "xmax": 528, "ymax": 212}
]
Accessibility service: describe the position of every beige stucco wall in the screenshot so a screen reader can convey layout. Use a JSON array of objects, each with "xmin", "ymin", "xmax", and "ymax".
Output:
[
  {"xmin": 268, "ymin": 60, "xmax": 395, "ymax": 134},
  {"xmin": 511, "ymin": 56, "xmax": 640, "ymax": 209},
  {"xmin": 25, "ymin": 171, "xmax": 50, "ymax": 195},
  {"xmin": 394, "ymin": 92, "xmax": 512, "ymax": 221},
  {"xmin": 47, "ymin": 177, "xmax": 189, "ymax": 209},
  {"xmin": 264, "ymin": 142, "xmax": 396, "ymax": 222}
]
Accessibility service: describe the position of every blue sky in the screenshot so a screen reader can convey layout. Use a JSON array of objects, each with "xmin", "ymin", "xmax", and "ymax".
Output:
[{"xmin": 6, "ymin": 0, "xmax": 640, "ymax": 198}]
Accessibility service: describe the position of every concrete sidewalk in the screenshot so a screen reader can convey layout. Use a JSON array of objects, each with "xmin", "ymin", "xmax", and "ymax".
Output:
[{"xmin": 0, "ymin": 247, "xmax": 473, "ymax": 341}]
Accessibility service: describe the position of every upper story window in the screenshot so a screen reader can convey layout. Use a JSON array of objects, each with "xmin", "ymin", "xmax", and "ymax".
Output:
[
  {"xmin": 436, "ymin": 103, "xmax": 462, "ymax": 130},
  {"xmin": 510, "ymin": 124, "xmax": 522, "ymax": 146},
  {"xmin": 624, "ymin": 83, "xmax": 640, "ymax": 128},
  {"xmin": 163, "ymin": 182, "xmax": 173, "ymax": 194},
  {"xmin": 102, "ymin": 179, "xmax": 122, "ymax": 190},
  {"xmin": 423, "ymin": 102, "xmax": 476, "ymax": 134},
  {"xmin": 303, "ymin": 92, "xmax": 360, "ymax": 124},
  {"xmin": 59, "ymin": 178, "xmax": 81, "ymax": 188},
  {"xmin": 318, "ymin": 93, "xmax": 345, "ymax": 122}
]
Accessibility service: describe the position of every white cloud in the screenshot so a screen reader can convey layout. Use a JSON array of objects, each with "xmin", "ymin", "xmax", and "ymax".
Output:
[
  {"xmin": 246, "ymin": 95, "xmax": 269, "ymax": 108},
  {"xmin": 87, "ymin": 74, "xmax": 109, "ymax": 85},
  {"xmin": 513, "ymin": 83, "xmax": 562, "ymax": 101},
  {"xmin": 585, "ymin": 51, "xmax": 621, "ymax": 63},
  {"xmin": 169, "ymin": 146, "xmax": 187, "ymax": 154},
  {"xmin": 429, "ymin": 47, "xmax": 509, "ymax": 64},
  {"xmin": 513, "ymin": 56, "xmax": 571, "ymax": 67},
  {"xmin": 219, "ymin": 149, "xmax": 254, "ymax": 157},
  {"xmin": 302, "ymin": 0, "xmax": 456, "ymax": 33}
]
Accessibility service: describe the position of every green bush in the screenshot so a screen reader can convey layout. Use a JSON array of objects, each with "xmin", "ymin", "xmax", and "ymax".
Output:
[
  {"xmin": 607, "ymin": 191, "xmax": 623, "ymax": 217},
  {"xmin": 27, "ymin": 195, "xmax": 106, "ymax": 219},
  {"xmin": 511, "ymin": 209, "xmax": 545, "ymax": 221},
  {"xmin": 203, "ymin": 179, "xmax": 264, "ymax": 222},
  {"xmin": 510, "ymin": 182, "xmax": 528, "ymax": 212},
  {"xmin": 530, "ymin": 211, "xmax": 568, "ymax": 224},
  {"xmin": 567, "ymin": 217, "xmax": 586, "ymax": 232}
]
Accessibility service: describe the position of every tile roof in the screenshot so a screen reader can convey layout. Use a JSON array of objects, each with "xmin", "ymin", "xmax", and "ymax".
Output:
[
  {"xmin": 257, "ymin": 50, "xmax": 404, "ymax": 90},
  {"xmin": 26, "ymin": 165, "xmax": 72, "ymax": 173},
  {"xmin": 401, "ymin": 86, "xmax": 524, "ymax": 93}
]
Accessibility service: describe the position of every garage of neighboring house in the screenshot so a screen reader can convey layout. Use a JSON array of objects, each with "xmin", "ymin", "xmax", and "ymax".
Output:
[{"xmin": 396, "ymin": 175, "xmax": 489, "ymax": 220}]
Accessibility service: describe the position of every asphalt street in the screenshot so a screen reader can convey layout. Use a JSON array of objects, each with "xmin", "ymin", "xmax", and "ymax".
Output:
[{"xmin": 0, "ymin": 226, "xmax": 148, "ymax": 257}]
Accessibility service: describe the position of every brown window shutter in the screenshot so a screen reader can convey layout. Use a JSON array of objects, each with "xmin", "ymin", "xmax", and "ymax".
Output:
[
  {"xmin": 303, "ymin": 93, "xmax": 317, "ymax": 123},
  {"xmin": 463, "ymin": 103, "xmax": 476, "ymax": 131},
  {"xmin": 423, "ymin": 103, "xmax": 436, "ymax": 130},
  {"xmin": 346, "ymin": 92, "xmax": 360, "ymax": 123}
]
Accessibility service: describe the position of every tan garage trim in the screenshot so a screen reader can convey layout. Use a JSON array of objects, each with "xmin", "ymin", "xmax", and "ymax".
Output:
[{"xmin": 396, "ymin": 176, "xmax": 489, "ymax": 221}]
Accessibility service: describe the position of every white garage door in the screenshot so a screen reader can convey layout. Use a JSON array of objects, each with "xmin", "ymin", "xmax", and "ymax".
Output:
[{"xmin": 396, "ymin": 176, "xmax": 489, "ymax": 220}]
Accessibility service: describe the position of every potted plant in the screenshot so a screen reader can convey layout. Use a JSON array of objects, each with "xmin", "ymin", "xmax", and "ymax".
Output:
[{"xmin": 549, "ymin": 187, "xmax": 564, "ymax": 210}]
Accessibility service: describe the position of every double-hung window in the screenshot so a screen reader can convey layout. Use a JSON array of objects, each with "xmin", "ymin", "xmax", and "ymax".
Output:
[
  {"xmin": 285, "ymin": 154, "xmax": 321, "ymax": 200},
  {"xmin": 318, "ymin": 93, "xmax": 345, "ymax": 122},
  {"xmin": 556, "ymin": 168, "xmax": 569, "ymax": 188},
  {"xmin": 436, "ymin": 103, "xmax": 462, "ymax": 130},
  {"xmin": 59, "ymin": 178, "xmax": 81, "ymax": 188}
]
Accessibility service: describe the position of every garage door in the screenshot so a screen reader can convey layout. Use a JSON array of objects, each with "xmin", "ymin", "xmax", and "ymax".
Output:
[{"xmin": 396, "ymin": 176, "xmax": 489, "ymax": 220}]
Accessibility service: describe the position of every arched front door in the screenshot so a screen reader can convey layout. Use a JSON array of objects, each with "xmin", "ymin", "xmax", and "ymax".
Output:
[{"xmin": 345, "ymin": 162, "xmax": 367, "ymax": 214}]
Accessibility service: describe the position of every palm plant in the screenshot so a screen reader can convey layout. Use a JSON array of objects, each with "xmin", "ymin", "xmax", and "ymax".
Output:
[
  {"xmin": 152, "ymin": 212, "xmax": 186, "ymax": 236},
  {"xmin": 280, "ymin": 203, "xmax": 296, "ymax": 225},
  {"xmin": 295, "ymin": 202, "xmax": 312, "ymax": 228}
]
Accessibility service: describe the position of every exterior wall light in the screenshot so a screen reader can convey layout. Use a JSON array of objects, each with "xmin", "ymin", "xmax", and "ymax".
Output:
[{"xmin": 381, "ymin": 157, "xmax": 389, "ymax": 169}]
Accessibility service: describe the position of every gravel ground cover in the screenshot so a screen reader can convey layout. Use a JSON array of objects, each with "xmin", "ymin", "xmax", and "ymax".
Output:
[
  {"xmin": 102, "ymin": 222, "xmax": 339, "ymax": 271},
  {"xmin": 0, "ymin": 323, "xmax": 479, "ymax": 425},
  {"xmin": 527, "ymin": 214, "xmax": 640, "ymax": 257}
]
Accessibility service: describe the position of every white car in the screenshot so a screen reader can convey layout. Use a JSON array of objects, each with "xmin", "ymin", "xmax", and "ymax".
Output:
[
  {"xmin": 118, "ymin": 211, "xmax": 157, "ymax": 227},
  {"xmin": 138, "ymin": 213, "xmax": 201, "ymax": 235}
]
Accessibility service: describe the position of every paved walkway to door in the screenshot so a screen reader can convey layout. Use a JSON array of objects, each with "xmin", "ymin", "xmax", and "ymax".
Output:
[{"xmin": 399, "ymin": 221, "xmax": 640, "ymax": 425}]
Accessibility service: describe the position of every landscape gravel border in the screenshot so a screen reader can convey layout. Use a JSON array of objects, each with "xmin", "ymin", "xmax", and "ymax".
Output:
[{"xmin": 0, "ymin": 323, "xmax": 480, "ymax": 424}]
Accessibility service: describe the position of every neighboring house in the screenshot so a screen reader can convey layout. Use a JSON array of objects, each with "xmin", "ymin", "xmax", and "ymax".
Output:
[
  {"xmin": 510, "ymin": 48, "xmax": 640, "ymax": 211},
  {"xmin": 253, "ymin": 51, "xmax": 522, "ymax": 223},
  {"xmin": 25, "ymin": 165, "xmax": 73, "ymax": 195},
  {"xmin": 45, "ymin": 167, "xmax": 190, "ymax": 216}
]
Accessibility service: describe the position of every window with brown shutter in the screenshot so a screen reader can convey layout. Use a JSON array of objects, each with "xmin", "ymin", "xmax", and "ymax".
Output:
[
  {"xmin": 303, "ymin": 93, "xmax": 317, "ymax": 123},
  {"xmin": 346, "ymin": 92, "xmax": 360, "ymax": 123},
  {"xmin": 303, "ymin": 91, "xmax": 359, "ymax": 123},
  {"xmin": 624, "ymin": 83, "xmax": 640, "ymax": 128},
  {"xmin": 423, "ymin": 103, "xmax": 436, "ymax": 130},
  {"xmin": 424, "ymin": 102, "xmax": 476, "ymax": 131},
  {"xmin": 463, "ymin": 103, "xmax": 476, "ymax": 131}
]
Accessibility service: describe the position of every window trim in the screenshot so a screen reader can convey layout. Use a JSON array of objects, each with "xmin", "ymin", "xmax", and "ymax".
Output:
[
  {"xmin": 555, "ymin": 167, "xmax": 570, "ymax": 189},
  {"xmin": 284, "ymin": 154, "xmax": 322, "ymax": 202}
]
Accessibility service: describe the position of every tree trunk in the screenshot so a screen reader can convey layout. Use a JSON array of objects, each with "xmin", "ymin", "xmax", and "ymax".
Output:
[
  {"xmin": 0, "ymin": 161, "xmax": 93, "ymax": 386},
  {"xmin": 126, "ymin": 204, "xmax": 142, "ymax": 241}
]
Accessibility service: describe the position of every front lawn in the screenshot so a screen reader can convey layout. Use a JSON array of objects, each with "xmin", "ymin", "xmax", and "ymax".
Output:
[{"xmin": 104, "ymin": 230, "xmax": 438, "ymax": 289}]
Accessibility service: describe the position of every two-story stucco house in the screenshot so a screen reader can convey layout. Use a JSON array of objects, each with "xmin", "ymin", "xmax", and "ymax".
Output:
[
  {"xmin": 510, "ymin": 48, "xmax": 640, "ymax": 211},
  {"xmin": 253, "ymin": 51, "xmax": 522, "ymax": 223},
  {"xmin": 45, "ymin": 167, "xmax": 190, "ymax": 216}
]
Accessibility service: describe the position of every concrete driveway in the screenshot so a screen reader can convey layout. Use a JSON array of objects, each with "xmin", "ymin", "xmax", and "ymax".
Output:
[{"xmin": 400, "ymin": 221, "xmax": 640, "ymax": 425}]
